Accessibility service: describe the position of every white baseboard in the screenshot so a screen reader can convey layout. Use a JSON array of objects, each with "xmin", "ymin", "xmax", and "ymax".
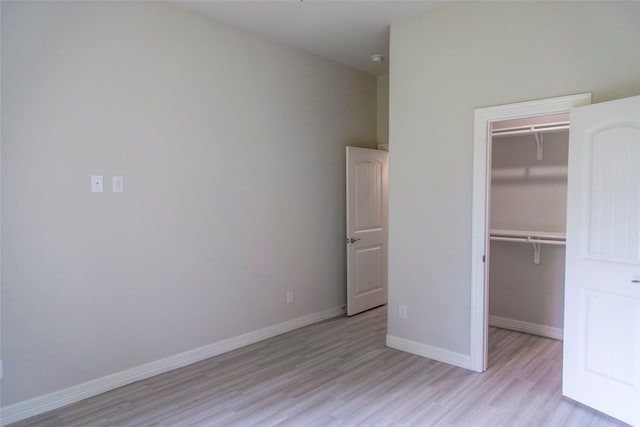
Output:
[
  {"xmin": 0, "ymin": 306, "xmax": 345, "ymax": 426},
  {"xmin": 385, "ymin": 335, "xmax": 472, "ymax": 370},
  {"xmin": 489, "ymin": 315, "xmax": 563, "ymax": 340}
]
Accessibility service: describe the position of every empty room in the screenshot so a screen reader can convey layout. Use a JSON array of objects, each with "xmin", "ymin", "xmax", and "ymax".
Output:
[{"xmin": 1, "ymin": 1, "xmax": 639, "ymax": 426}]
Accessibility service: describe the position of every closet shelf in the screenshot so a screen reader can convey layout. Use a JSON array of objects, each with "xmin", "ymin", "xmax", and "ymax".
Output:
[
  {"xmin": 490, "ymin": 229, "xmax": 566, "ymax": 264},
  {"xmin": 490, "ymin": 229, "xmax": 565, "ymax": 242},
  {"xmin": 491, "ymin": 122, "xmax": 570, "ymax": 138},
  {"xmin": 491, "ymin": 121, "xmax": 569, "ymax": 161},
  {"xmin": 490, "ymin": 235, "xmax": 565, "ymax": 246}
]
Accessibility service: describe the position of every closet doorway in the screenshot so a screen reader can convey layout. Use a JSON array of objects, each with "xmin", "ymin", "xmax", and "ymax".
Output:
[
  {"xmin": 471, "ymin": 94, "xmax": 640, "ymax": 425},
  {"xmin": 488, "ymin": 113, "xmax": 569, "ymax": 341},
  {"xmin": 469, "ymin": 93, "xmax": 592, "ymax": 373}
]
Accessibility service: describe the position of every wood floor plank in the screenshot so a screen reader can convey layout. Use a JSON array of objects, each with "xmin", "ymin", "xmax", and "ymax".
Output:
[{"xmin": 8, "ymin": 306, "xmax": 632, "ymax": 426}]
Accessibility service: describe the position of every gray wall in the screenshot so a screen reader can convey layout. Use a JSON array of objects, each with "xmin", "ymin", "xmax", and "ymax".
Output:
[
  {"xmin": 388, "ymin": 1, "xmax": 640, "ymax": 355},
  {"xmin": 489, "ymin": 132, "xmax": 569, "ymax": 329},
  {"xmin": 1, "ymin": 1, "xmax": 376, "ymax": 405},
  {"xmin": 377, "ymin": 74, "xmax": 389, "ymax": 147}
]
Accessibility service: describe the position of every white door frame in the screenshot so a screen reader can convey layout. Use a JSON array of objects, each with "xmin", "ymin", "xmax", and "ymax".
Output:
[{"xmin": 469, "ymin": 93, "xmax": 592, "ymax": 372}]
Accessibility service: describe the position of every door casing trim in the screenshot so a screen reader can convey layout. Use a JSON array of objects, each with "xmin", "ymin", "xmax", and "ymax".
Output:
[{"xmin": 469, "ymin": 93, "xmax": 592, "ymax": 372}]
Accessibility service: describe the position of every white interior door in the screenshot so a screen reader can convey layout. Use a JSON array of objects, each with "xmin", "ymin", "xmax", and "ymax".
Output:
[
  {"xmin": 563, "ymin": 95, "xmax": 640, "ymax": 426},
  {"xmin": 346, "ymin": 147, "xmax": 388, "ymax": 316}
]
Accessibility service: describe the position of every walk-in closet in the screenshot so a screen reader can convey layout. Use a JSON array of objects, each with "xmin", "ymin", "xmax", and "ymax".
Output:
[{"xmin": 488, "ymin": 113, "xmax": 570, "ymax": 340}]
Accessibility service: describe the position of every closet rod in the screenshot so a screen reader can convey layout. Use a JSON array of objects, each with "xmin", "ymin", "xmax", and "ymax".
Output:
[
  {"xmin": 489, "ymin": 235, "xmax": 565, "ymax": 264},
  {"xmin": 491, "ymin": 122, "xmax": 570, "ymax": 138},
  {"xmin": 489, "ymin": 236, "xmax": 566, "ymax": 246},
  {"xmin": 490, "ymin": 229, "xmax": 565, "ymax": 240}
]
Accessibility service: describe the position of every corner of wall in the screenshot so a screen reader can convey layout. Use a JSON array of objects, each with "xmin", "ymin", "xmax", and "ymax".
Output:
[{"xmin": 376, "ymin": 74, "xmax": 389, "ymax": 148}]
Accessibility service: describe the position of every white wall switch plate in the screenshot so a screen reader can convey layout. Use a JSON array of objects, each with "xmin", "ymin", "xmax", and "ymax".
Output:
[
  {"xmin": 91, "ymin": 175, "xmax": 103, "ymax": 192},
  {"xmin": 286, "ymin": 291, "xmax": 293, "ymax": 304},
  {"xmin": 112, "ymin": 175, "xmax": 124, "ymax": 192}
]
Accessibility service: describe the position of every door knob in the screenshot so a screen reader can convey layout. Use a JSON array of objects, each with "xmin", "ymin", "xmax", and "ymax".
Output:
[
  {"xmin": 349, "ymin": 238, "xmax": 361, "ymax": 244},
  {"xmin": 632, "ymin": 280, "xmax": 640, "ymax": 284}
]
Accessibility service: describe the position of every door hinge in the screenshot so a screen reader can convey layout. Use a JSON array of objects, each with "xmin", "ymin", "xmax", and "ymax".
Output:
[{"xmin": 482, "ymin": 255, "xmax": 486, "ymax": 263}]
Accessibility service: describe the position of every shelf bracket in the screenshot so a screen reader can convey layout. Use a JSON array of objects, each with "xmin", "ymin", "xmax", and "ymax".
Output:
[
  {"xmin": 531, "ymin": 241, "xmax": 541, "ymax": 264},
  {"xmin": 533, "ymin": 131, "xmax": 544, "ymax": 160}
]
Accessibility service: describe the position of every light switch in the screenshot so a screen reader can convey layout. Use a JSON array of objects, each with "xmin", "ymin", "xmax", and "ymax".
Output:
[
  {"xmin": 112, "ymin": 176, "xmax": 124, "ymax": 193},
  {"xmin": 91, "ymin": 175, "xmax": 103, "ymax": 192}
]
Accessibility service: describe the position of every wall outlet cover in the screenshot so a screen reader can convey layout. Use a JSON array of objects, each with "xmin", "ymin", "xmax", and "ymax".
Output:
[
  {"xmin": 91, "ymin": 175, "xmax": 103, "ymax": 193},
  {"xmin": 399, "ymin": 305, "xmax": 408, "ymax": 319},
  {"xmin": 112, "ymin": 176, "xmax": 124, "ymax": 193}
]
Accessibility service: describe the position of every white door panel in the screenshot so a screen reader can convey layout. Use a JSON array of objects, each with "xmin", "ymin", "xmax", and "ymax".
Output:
[
  {"xmin": 586, "ymin": 126, "xmax": 640, "ymax": 263},
  {"xmin": 563, "ymin": 95, "xmax": 640, "ymax": 426},
  {"xmin": 346, "ymin": 147, "xmax": 388, "ymax": 316},
  {"xmin": 354, "ymin": 245, "xmax": 384, "ymax": 294}
]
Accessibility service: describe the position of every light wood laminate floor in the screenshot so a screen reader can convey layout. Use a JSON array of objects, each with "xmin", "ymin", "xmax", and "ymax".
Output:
[{"xmin": 9, "ymin": 306, "xmax": 629, "ymax": 426}]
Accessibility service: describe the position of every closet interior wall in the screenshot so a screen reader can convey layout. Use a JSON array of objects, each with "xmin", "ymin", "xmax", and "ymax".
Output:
[{"xmin": 488, "ymin": 115, "xmax": 569, "ymax": 337}]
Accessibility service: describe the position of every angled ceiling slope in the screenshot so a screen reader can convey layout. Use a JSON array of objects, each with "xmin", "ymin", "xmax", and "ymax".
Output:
[{"xmin": 173, "ymin": 1, "xmax": 443, "ymax": 76}]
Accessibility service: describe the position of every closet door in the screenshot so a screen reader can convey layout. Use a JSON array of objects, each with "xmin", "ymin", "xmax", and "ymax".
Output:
[{"xmin": 563, "ymin": 96, "xmax": 640, "ymax": 426}]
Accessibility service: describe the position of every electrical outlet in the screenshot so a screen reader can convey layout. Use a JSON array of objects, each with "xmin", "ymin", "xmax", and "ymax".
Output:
[
  {"xmin": 286, "ymin": 291, "xmax": 293, "ymax": 304},
  {"xmin": 399, "ymin": 305, "xmax": 407, "ymax": 319}
]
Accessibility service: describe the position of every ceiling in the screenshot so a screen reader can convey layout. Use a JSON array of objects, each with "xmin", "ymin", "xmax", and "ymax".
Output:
[{"xmin": 174, "ymin": 1, "xmax": 444, "ymax": 76}]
